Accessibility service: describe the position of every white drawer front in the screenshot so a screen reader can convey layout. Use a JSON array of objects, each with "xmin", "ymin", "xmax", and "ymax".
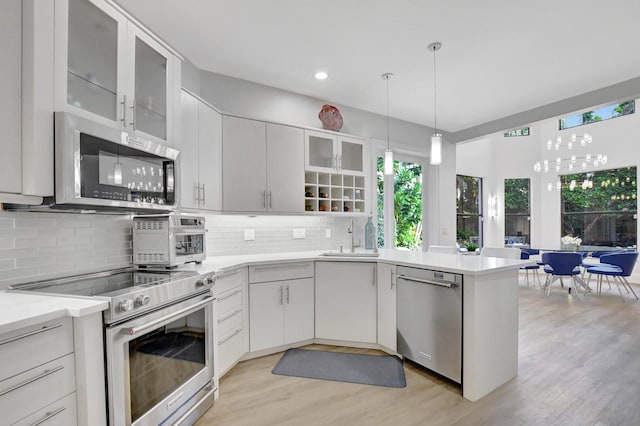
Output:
[
  {"xmin": 0, "ymin": 353, "xmax": 76, "ymax": 425},
  {"xmin": 214, "ymin": 268, "xmax": 245, "ymax": 295},
  {"xmin": 216, "ymin": 286, "xmax": 243, "ymax": 315},
  {"xmin": 14, "ymin": 392, "xmax": 77, "ymax": 426},
  {"xmin": 217, "ymin": 306, "xmax": 243, "ymax": 337},
  {"xmin": 217, "ymin": 326, "xmax": 245, "ymax": 376},
  {"xmin": 0, "ymin": 317, "xmax": 73, "ymax": 381},
  {"xmin": 249, "ymin": 262, "xmax": 314, "ymax": 283}
]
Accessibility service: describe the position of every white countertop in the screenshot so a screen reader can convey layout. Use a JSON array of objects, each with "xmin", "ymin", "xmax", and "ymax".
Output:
[
  {"xmin": 0, "ymin": 292, "xmax": 108, "ymax": 335},
  {"xmin": 0, "ymin": 248, "xmax": 529, "ymax": 336},
  {"xmin": 192, "ymin": 248, "xmax": 530, "ymax": 276}
]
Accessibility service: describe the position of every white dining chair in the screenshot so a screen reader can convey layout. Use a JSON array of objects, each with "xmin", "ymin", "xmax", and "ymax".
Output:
[
  {"xmin": 479, "ymin": 246, "xmax": 522, "ymax": 259},
  {"xmin": 427, "ymin": 245, "xmax": 458, "ymax": 254}
]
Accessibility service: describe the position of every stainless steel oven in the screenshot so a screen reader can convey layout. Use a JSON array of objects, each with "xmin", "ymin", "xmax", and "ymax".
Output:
[
  {"xmin": 54, "ymin": 111, "xmax": 180, "ymax": 211},
  {"xmin": 105, "ymin": 291, "xmax": 215, "ymax": 425},
  {"xmin": 10, "ymin": 267, "xmax": 218, "ymax": 425}
]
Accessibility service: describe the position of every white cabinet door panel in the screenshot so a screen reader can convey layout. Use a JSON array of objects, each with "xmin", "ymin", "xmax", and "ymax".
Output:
[
  {"xmin": 284, "ymin": 278, "xmax": 315, "ymax": 344},
  {"xmin": 198, "ymin": 101, "xmax": 222, "ymax": 210},
  {"xmin": 315, "ymin": 262, "xmax": 377, "ymax": 343},
  {"xmin": 222, "ymin": 116, "xmax": 266, "ymax": 212},
  {"xmin": 249, "ymin": 281, "xmax": 284, "ymax": 352},
  {"xmin": 266, "ymin": 123, "xmax": 304, "ymax": 213},
  {"xmin": 178, "ymin": 91, "xmax": 199, "ymax": 209},
  {"xmin": 377, "ymin": 262, "xmax": 397, "ymax": 351}
]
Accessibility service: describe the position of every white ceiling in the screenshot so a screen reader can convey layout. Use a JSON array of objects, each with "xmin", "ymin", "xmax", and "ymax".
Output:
[{"xmin": 114, "ymin": 0, "xmax": 640, "ymax": 134}]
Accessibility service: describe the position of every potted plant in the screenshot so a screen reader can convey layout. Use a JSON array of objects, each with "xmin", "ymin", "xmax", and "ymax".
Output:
[{"xmin": 466, "ymin": 243, "xmax": 479, "ymax": 254}]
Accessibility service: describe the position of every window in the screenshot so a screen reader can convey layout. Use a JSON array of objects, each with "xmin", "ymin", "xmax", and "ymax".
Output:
[
  {"xmin": 561, "ymin": 167, "xmax": 637, "ymax": 248},
  {"xmin": 504, "ymin": 178, "xmax": 530, "ymax": 247},
  {"xmin": 377, "ymin": 157, "xmax": 423, "ymax": 250},
  {"xmin": 456, "ymin": 175, "xmax": 483, "ymax": 251},
  {"xmin": 504, "ymin": 127, "xmax": 530, "ymax": 137},
  {"xmin": 559, "ymin": 100, "xmax": 635, "ymax": 130}
]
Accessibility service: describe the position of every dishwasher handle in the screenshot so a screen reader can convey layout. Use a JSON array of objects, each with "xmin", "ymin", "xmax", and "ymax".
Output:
[{"xmin": 396, "ymin": 274, "xmax": 458, "ymax": 289}]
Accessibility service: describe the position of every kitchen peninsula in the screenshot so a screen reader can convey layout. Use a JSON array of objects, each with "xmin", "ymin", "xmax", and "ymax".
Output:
[{"xmin": 0, "ymin": 249, "xmax": 527, "ymax": 425}]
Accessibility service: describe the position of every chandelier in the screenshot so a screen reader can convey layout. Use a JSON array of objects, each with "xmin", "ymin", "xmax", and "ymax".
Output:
[{"xmin": 533, "ymin": 132, "xmax": 609, "ymax": 191}]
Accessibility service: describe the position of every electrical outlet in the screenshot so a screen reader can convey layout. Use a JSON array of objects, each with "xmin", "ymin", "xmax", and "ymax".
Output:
[
  {"xmin": 292, "ymin": 228, "xmax": 306, "ymax": 239},
  {"xmin": 244, "ymin": 229, "xmax": 255, "ymax": 241}
]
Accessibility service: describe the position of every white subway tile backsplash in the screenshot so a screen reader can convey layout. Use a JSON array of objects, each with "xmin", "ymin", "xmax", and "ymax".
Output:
[{"xmin": 0, "ymin": 211, "xmax": 133, "ymax": 289}]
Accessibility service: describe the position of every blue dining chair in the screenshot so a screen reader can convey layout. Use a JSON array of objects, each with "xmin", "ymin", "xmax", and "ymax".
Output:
[
  {"xmin": 541, "ymin": 252, "xmax": 587, "ymax": 296},
  {"xmin": 586, "ymin": 252, "xmax": 639, "ymax": 301},
  {"xmin": 520, "ymin": 251, "xmax": 542, "ymax": 289}
]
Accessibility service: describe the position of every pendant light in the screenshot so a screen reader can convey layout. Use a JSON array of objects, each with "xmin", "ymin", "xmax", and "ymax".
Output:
[
  {"xmin": 382, "ymin": 73, "xmax": 394, "ymax": 175},
  {"xmin": 429, "ymin": 42, "xmax": 442, "ymax": 166}
]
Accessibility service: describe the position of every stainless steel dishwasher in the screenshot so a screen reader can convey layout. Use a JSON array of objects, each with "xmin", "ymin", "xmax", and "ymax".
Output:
[{"xmin": 396, "ymin": 266, "xmax": 462, "ymax": 384}]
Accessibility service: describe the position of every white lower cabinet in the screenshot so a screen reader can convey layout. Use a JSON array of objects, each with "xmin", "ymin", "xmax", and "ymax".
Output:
[
  {"xmin": 214, "ymin": 268, "xmax": 249, "ymax": 377},
  {"xmin": 377, "ymin": 262, "xmax": 397, "ymax": 351},
  {"xmin": 248, "ymin": 262, "xmax": 315, "ymax": 352},
  {"xmin": 0, "ymin": 318, "xmax": 77, "ymax": 425},
  {"xmin": 249, "ymin": 278, "xmax": 314, "ymax": 352},
  {"xmin": 315, "ymin": 261, "xmax": 377, "ymax": 343}
]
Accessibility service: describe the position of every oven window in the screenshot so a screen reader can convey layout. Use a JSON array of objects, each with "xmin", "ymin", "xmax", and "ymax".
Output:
[
  {"xmin": 175, "ymin": 234, "xmax": 204, "ymax": 256},
  {"xmin": 128, "ymin": 308, "xmax": 206, "ymax": 422}
]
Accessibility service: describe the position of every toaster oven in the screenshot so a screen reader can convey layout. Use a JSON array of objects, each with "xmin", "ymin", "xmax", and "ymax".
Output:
[{"xmin": 133, "ymin": 213, "xmax": 206, "ymax": 267}]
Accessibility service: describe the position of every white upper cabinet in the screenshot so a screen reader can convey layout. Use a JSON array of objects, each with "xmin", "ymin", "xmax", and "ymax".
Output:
[
  {"xmin": 222, "ymin": 116, "xmax": 304, "ymax": 213},
  {"xmin": 178, "ymin": 90, "xmax": 222, "ymax": 211},
  {"xmin": 0, "ymin": 0, "xmax": 23, "ymax": 196},
  {"xmin": 304, "ymin": 130, "xmax": 366, "ymax": 176},
  {"xmin": 54, "ymin": 0, "xmax": 180, "ymax": 146}
]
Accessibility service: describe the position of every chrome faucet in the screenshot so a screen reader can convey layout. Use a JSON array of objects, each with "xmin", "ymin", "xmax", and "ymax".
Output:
[{"xmin": 347, "ymin": 218, "xmax": 360, "ymax": 252}]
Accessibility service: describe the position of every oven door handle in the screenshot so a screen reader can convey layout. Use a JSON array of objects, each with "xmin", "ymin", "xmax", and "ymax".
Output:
[{"xmin": 123, "ymin": 296, "xmax": 214, "ymax": 337}]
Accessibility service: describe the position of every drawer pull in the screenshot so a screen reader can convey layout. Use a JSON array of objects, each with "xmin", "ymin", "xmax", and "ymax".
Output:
[
  {"xmin": 31, "ymin": 406, "xmax": 66, "ymax": 426},
  {"xmin": 217, "ymin": 288, "xmax": 242, "ymax": 301},
  {"xmin": 218, "ymin": 308, "xmax": 242, "ymax": 324},
  {"xmin": 253, "ymin": 263, "xmax": 311, "ymax": 272},
  {"xmin": 216, "ymin": 269, "xmax": 242, "ymax": 280},
  {"xmin": 0, "ymin": 323, "xmax": 62, "ymax": 346},
  {"xmin": 0, "ymin": 365, "xmax": 64, "ymax": 397},
  {"xmin": 218, "ymin": 328, "xmax": 242, "ymax": 345}
]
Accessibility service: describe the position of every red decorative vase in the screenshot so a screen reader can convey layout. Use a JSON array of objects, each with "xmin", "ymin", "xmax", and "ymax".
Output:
[{"xmin": 318, "ymin": 104, "xmax": 343, "ymax": 131}]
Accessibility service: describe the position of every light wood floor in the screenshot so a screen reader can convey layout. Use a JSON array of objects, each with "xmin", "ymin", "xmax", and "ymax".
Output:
[{"xmin": 196, "ymin": 278, "xmax": 640, "ymax": 426}]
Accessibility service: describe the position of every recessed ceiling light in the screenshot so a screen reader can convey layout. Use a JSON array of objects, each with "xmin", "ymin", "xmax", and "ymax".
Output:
[{"xmin": 315, "ymin": 71, "xmax": 328, "ymax": 80}]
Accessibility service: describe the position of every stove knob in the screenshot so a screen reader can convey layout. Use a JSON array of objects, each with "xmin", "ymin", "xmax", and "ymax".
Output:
[
  {"xmin": 118, "ymin": 299, "xmax": 134, "ymax": 312},
  {"xmin": 196, "ymin": 279, "xmax": 206, "ymax": 287},
  {"xmin": 135, "ymin": 295, "xmax": 150, "ymax": 307},
  {"xmin": 205, "ymin": 275, "xmax": 215, "ymax": 285}
]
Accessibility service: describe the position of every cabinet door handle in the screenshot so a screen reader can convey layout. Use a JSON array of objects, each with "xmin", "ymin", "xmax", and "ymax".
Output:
[
  {"xmin": 286, "ymin": 284, "xmax": 290, "ymax": 304},
  {"xmin": 333, "ymin": 154, "xmax": 338, "ymax": 171},
  {"xmin": 391, "ymin": 270, "xmax": 395, "ymax": 289},
  {"xmin": 280, "ymin": 285, "xmax": 284, "ymax": 305},
  {"xmin": 129, "ymin": 99, "xmax": 136, "ymax": 128},
  {"xmin": 338, "ymin": 155, "xmax": 342, "ymax": 172},
  {"xmin": 30, "ymin": 406, "xmax": 66, "ymax": 426},
  {"xmin": 201, "ymin": 184, "xmax": 206, "ymax": 204},
  {"xmin": 120, "ymin": 95, "xmax": 127, "ymax": 128},
  {"xmin": 262, "ymin": 190, "xmax": 267, "ymax": 208},
  {"xmin": 0, "ymin": 365, "xmax": 64, "ymax": 397},
  {"xmin": 0, "ymin": 323, "xmax": 62, "ymax": 346},
  {"xmin": 194, "ymin": 184, "xmax": 200, "ymax": 202},
  {"xmin": 253, "ymin": 263, "xmax": 311, "ymax": 272},
  {"xmin": 268, "ymin": 190, "xmax": 272, "ymax": 209}
]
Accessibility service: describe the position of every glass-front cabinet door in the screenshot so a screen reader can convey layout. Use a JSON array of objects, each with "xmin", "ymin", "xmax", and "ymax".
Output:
[
  {"xmin": 305, "ymin": 130, "xmax": 337, "ymax": 173},
  {"xmin": 129, "ymin": 25, "xmax": 176, "ymax": 143},
  {"xmin": 339, "ymin": 137, "xmax": 365, "ymax": 176},
  {"xmin": 60, "ymin": 0, "xmax": 126, "ymax": 124},
  {"xmin": 56, "ymin": 0, "xmax": 178, "ymax": 146}
]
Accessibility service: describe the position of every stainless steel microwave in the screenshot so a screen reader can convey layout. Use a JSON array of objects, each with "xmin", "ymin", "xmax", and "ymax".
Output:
[{"xmin": 54, "ymin": 112, "xmax": 180, "ymax": 211}]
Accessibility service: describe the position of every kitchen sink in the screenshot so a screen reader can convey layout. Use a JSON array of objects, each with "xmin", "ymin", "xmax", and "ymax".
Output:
[{"xmin": 320, "ymin": 251, "xmax": 379, "ymax": 257}]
